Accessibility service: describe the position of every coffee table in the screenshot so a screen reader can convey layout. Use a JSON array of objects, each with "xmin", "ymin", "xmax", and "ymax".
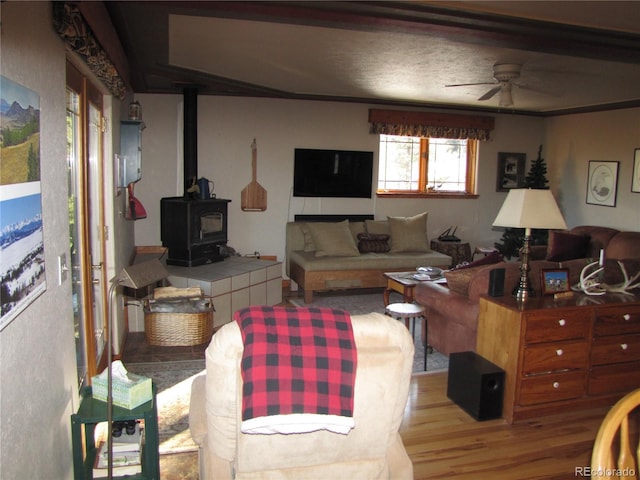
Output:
[{"xmin": 383, "ymin": 272, "xmax": 421, "ymax": 306}]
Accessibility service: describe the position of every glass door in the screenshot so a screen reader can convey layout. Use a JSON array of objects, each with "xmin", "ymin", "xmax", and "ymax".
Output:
[{"xmin": 66, "ymin": 61, "xmax": 108, "ymax": 388}]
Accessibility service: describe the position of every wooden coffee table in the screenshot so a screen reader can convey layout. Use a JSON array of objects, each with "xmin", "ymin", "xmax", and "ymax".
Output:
[{"xmin": 383, "ymin": 272, "xmax": 420, "ymax": 306}]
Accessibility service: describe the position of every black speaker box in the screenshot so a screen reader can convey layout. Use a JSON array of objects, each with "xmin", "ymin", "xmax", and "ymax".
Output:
[
  {"xmin": 447, "ymin": 351, "xmax": 505, "ymax": 421},
  {"xmin": 488, "ymin": 268, "xmax": 505, "ymax": 297}
]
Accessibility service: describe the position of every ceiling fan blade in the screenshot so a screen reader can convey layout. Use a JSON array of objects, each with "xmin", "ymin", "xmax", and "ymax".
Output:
[
  {"xmin": 445, "ymin": 82, "xmax": 496, "ymax": 88},
  {"xmin": 515, "ymin": 83, "xmax": 562, "ymax": 97},
  {"xmin": 478, "ymin": 86, "xmax": 501, "ymax": 101}
]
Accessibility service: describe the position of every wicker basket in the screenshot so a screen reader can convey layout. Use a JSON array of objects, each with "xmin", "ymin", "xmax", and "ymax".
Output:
[{"xmin": 144, "ymin": 298, "xmax": 214, "ymax": 347}]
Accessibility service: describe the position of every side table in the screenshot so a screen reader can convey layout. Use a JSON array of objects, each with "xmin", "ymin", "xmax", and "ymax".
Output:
[
  {"xmin": 383, "ymin": 271, "xmax": 419, "ymax": 306},
  {"xmin": 430, "ymin": 240, "xmax": 471, "ymax": 268},
  {"xmin": 71, "ymin": 384, "xmax": 159, "ymax": 479}
]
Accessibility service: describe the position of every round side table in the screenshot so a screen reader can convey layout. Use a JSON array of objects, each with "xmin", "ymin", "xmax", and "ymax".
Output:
[{"xmin": 385, "ymin": 302, "xmax": 428, "ymax": 371}]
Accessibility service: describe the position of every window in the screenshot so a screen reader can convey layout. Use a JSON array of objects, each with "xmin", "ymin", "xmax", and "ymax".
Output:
[{"xmin": 377, "ymin": 135, "xmax": 477, "ymax": 196}]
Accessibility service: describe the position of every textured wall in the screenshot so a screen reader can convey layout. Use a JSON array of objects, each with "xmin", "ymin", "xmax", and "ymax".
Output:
[{"xmin": 1, "ymin": 2, "xmax": 78, "ymax": 479}]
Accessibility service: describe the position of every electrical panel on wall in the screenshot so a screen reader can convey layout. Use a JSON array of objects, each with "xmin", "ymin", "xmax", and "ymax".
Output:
[{"xmin": 119, "ymin": 120, "xmax": 142, "ymax": 187}]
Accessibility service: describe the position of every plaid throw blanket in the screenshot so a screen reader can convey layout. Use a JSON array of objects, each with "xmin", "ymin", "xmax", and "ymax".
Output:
[{"xmin": 235, "ymin": 305, "xmax": 357, "ymax": 435}]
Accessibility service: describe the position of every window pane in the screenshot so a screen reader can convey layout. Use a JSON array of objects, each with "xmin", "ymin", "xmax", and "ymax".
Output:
[
  {"xmin": 378, "ymin": 135, "xmax": 420, "ymax": 191},
  {"xmin": 428, "ymin": 138, "xmax": 467, "ymax": 192}
]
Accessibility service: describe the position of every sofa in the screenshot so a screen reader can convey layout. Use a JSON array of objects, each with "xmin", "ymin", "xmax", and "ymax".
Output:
[
  {"xmin": 414, "ymin": 226, "xmax": 640, "ymax": 356},
  {"xmin": 286, "ymin": 213, "xmax": 452, "ymax": 302},
  {"xmin": 189, "ymin": 311, "xmax": 415, "ymax": 480}
]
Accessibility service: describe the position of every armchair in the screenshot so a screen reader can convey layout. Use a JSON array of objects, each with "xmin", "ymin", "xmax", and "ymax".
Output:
[{"xmin": 189, "ymin": 311, "xmax": 414, "ymax": 479}]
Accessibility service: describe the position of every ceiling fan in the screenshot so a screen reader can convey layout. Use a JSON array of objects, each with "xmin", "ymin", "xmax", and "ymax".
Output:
[{"xmin": 446, "ymin": 63, "xmax": 529, "ymax": 107}]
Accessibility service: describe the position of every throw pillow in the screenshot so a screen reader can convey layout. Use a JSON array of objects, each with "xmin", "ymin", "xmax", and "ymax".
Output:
[
  {"xmin": 451, "ymin": 251, "xmax": 503, "ymax": 270},
  {"xmin": 546, "ymin": 230, "xmax": 590, "ymax": 261},
  {"xmin": 357, "ymin": 233, "xmax": 391, "ymax": 253},
  {"xmin": 387, "ymin": 212, "xmax": 429, "ymax": 253},
  {"xmin": 306, "ymin": 221, "xmax": 360, "ymax": 257},
  {"xmin": 445, "ymin": 265, "xmax": 485, "ymax": 296},
  {"xmin": 299, "ymin": 223, "xmax": 316, "ymax": 252}
]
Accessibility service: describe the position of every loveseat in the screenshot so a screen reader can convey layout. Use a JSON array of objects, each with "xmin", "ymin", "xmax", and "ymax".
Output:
[
  {"xmin": 414, "ymin": 226, "xmax": 640, "ymax": 356},
  {"xmin": 286, "ymin": 213, "xmax": 451, "ymax": 302},
  {"xmin": 189, "ymin": 311, "xmax": 415, "ymax": 479}
]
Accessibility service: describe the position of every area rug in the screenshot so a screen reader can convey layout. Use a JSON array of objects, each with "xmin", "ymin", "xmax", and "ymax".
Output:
[
  {"xmin": 126, "ymin": 360, "xmax": 205, "ymax": 455},
  {"xmin": 289, "ymin": 290, "xmax": 449, "ymax": 373}
]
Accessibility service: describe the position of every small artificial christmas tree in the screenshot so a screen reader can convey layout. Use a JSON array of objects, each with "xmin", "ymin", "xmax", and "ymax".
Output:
[{"xmin": 495, "ymin": 145, "xmax": 550, "ymax": 259}]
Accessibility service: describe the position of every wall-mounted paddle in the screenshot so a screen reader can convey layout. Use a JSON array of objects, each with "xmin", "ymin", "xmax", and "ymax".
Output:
[{"xmin": 241, "ymin": 139, "xmax": 267, "ymax": 211}]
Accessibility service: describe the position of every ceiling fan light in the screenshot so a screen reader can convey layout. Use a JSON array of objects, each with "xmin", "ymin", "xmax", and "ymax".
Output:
[{"xmin": 499, "ymin": 86, "xmax": 514, "ymax": 107}]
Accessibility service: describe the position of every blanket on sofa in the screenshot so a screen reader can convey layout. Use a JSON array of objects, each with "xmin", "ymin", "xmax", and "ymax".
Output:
[{"xmin": 235, "ymin": 305, "xmax": 357, "ymax": 435}]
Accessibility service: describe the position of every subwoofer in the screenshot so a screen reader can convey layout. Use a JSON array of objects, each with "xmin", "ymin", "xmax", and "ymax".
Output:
[
  {"xmin": 447, "ymin": 351, "xmax": 504, "ymax": 421},
  {"xmin": 488, "ymin": 267, "xmax": 505, "ymax": 297}
]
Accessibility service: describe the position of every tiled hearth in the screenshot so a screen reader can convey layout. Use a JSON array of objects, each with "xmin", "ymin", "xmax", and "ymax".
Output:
[{"xmin": 128, "ymin": 256, "xmax": 282, "ymax": 332}]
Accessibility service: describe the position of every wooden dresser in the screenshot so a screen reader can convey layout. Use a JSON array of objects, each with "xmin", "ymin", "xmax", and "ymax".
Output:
[{"xmin": 477, "ymin": 293, "xmax": 640, "ymax": 423}]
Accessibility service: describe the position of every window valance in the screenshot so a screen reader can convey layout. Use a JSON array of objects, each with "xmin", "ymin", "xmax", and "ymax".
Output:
[
  {"xmin": 368, "ymin": 109, "xmax": 495, "ymax": 141},
  {"xmin": 53, "ymin": 3, "xmax": 126, "ymax": 100}
]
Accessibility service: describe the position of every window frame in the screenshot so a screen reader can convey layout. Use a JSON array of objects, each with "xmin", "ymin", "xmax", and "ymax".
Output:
[{"xmin": 376, "ymin": 136, "xmax": 478, "ymax": 199}]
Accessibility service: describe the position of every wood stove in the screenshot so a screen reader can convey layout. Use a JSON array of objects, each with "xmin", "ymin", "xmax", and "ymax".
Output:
[
  {"xmin": 161, "ymin": 197, "xmax": 231, "ymax": 266},
  {"xmin": 160, "ymin": 88, "xmax": 231, "ymax": 266}
]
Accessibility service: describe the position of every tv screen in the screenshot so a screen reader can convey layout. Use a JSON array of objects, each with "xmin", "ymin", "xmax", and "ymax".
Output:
[{"xmin": 293, "ymin": 148, "xmax": 373, "ymax": 198}]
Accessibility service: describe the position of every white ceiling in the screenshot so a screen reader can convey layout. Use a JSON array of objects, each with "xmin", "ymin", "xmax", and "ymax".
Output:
[{"xmin": 106, "ymin": 1, "xmax": 640, "ymax": 115}]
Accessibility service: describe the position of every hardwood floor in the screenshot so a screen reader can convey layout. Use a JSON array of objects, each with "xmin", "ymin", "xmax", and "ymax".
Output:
[
  {"xmin": 123, "ymin": 289, "xmax": 611, "ymax": 479},
  {"xmin": 402, "ymin": 372, "xmax": 608, "ymax": 480}
]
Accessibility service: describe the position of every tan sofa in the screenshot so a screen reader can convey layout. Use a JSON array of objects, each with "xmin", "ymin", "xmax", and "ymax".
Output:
[
  {"xmin": 189, "ymin": 312, "xmax": 414, "ymax": 479},
  {"xmin": 286, "ymin": 214, "xmax": 451, "ymax": 302},
  {"xmin": 414, "ymin": 226, "xmax": 640, "ymax": 356}
]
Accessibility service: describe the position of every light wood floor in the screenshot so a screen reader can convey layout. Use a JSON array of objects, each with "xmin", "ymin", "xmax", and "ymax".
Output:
[{"xmin": 402, "ymin": 371, "xmax": 609, "ymax": 480}]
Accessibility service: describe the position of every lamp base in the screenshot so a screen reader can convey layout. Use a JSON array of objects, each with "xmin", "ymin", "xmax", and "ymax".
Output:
[{"xmin": 512, "ymin": 278, "xmax": 534, "ymax": 302}]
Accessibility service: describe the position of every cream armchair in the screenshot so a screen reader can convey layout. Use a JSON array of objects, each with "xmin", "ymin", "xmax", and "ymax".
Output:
[{"xmin": 189, "ymin": 311, "xmax": 414, "ymax": 479}]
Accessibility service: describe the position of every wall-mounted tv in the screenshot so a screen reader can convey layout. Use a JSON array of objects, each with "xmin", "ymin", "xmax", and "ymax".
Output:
[{"xmin": 293, "ymin": 148, "xmax": 373, "ymax": 198}]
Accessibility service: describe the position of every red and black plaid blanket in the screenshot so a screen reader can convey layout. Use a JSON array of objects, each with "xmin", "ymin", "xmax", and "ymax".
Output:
[{"xmin": 235, "ymin": 305, "xmax": 357, "ymax": 435}]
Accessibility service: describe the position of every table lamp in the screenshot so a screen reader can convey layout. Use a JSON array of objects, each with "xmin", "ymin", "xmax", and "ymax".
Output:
[
  {"xmin": 492, "ymin": 188, "xmax": 567, "ymax": 301},
  {"xmin": 105, "ymin": 258, "xmax": 169, "ymax": 479}
]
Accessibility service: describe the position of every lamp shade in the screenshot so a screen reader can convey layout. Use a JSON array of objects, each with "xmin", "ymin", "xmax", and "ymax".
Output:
[{"xmin": 493, "ymin": 188, "xmax": 567, "ymax": 230}]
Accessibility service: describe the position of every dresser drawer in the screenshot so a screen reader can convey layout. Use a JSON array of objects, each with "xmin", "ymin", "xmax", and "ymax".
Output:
[
  {"xmin": 591, "ymin": 334, "xmax": 640, "ymax": 365},
  {"xmin": 522, "ymin": 340, "xmax": 589, "ymax": 375},
  {"xmin": 589, "ymin": 361, "xmax": 640, "ymax": 395},
  {"xmin": 594, "ymin": 305, "xmax": 640, "ymax": 337},
  {"xmin": 519, "ymin": 371, "xmax": 586, "ymax": 406},
  {"xmin": 524, "ymin": 311, "xmax": 590, "ymax": 344}
]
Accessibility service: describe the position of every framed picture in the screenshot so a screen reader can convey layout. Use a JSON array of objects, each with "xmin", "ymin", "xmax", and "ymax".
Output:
[
  {"xmin": 0, "ymin": 76, "xmax": 46, "ymax": 331},
  {"xmin": 541, "ymin": 268, "xmax": 570, "ymax": 295},
  {"xmin": 632, "ymin": 149, "xmax": 640, "ymax": 193},
  {"xmin": 496, "ymin": 152, "xmax": 525, "ymax": 192},
  {"xmin": 586, "ymin": 160, "xmax": 619, "ymax": 207}
]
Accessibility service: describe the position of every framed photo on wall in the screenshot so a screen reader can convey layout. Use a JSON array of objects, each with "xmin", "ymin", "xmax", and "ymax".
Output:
[
  {"xmin": 496, "ymin": 152, "xmax": 525, "ymax": 192},
  {"xmin": 541, "ymin": 268, "xmax": 570, "ymax": 295},
  {"xmin": 586, "ymin": 160, "xmax": 619, "ymax": 207},
  {"xmin": 632, "ymin": 148, "xmax": 640, "ymax": 193}
]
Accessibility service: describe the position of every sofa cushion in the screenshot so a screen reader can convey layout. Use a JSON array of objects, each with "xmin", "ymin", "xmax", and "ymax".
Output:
[
  {"xmin": 365, "ymin": 220, "xmax": 390, "ymax": 236},
  {"xmin": 357, "ymin": 233, "xmax": 390, "ymax": 253},
  {"xmin": 603, "ymin": 258, "xmax": 640, "ymax": 286},
  {"xmin": 306, "ymin": 221, "xmax": 360, "ymax": 257},
  {"xmin": 387, "ymin": 212, "xmax": 429, "ymax": 253},
  {"xmin": 570, "ymin": 226, "xmax": 620, "ymax": 258},
  {"xmin": 546, "ymin": 230, "xmax": 590, "ymax": 261},
  {"xmin": 451, "ymin": 251, "xmax": 502, "ymax": 270}
]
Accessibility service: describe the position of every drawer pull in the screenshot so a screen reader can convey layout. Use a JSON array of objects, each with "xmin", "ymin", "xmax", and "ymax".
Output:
[
  {"xmin": 621, "ymin": 343, "xmax": 628, "ymax": 350},
  {"xmin": 553, "ymin": 382, "xmax": 560, "ymax": 389},
  {"xmin": 558, "ymin": 319, "xmax": 566, "ymax": 327},
  {"xmin": 556, "ymin": 349, "xmax": 564, "ymax": 356},
  {"xmin": 623, "ymin": 314, "xmax": 631, "ymax": 321}
]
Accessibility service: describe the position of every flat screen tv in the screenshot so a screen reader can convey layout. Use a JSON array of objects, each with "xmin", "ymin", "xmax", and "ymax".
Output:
[{"xmin": 293, "ymin": 148, "xmax": 373, "ymax": 198}]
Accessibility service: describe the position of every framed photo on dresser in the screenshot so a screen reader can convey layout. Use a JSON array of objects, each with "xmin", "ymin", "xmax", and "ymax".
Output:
[{"xmin": 541, "ymin": 268, "xmax": 570, "ymax": 295}]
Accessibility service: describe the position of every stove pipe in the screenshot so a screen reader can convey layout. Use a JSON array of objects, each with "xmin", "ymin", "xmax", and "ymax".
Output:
[{"xmin": 183, "ymin": 87, "xmax": 198, "ymax": 197}]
